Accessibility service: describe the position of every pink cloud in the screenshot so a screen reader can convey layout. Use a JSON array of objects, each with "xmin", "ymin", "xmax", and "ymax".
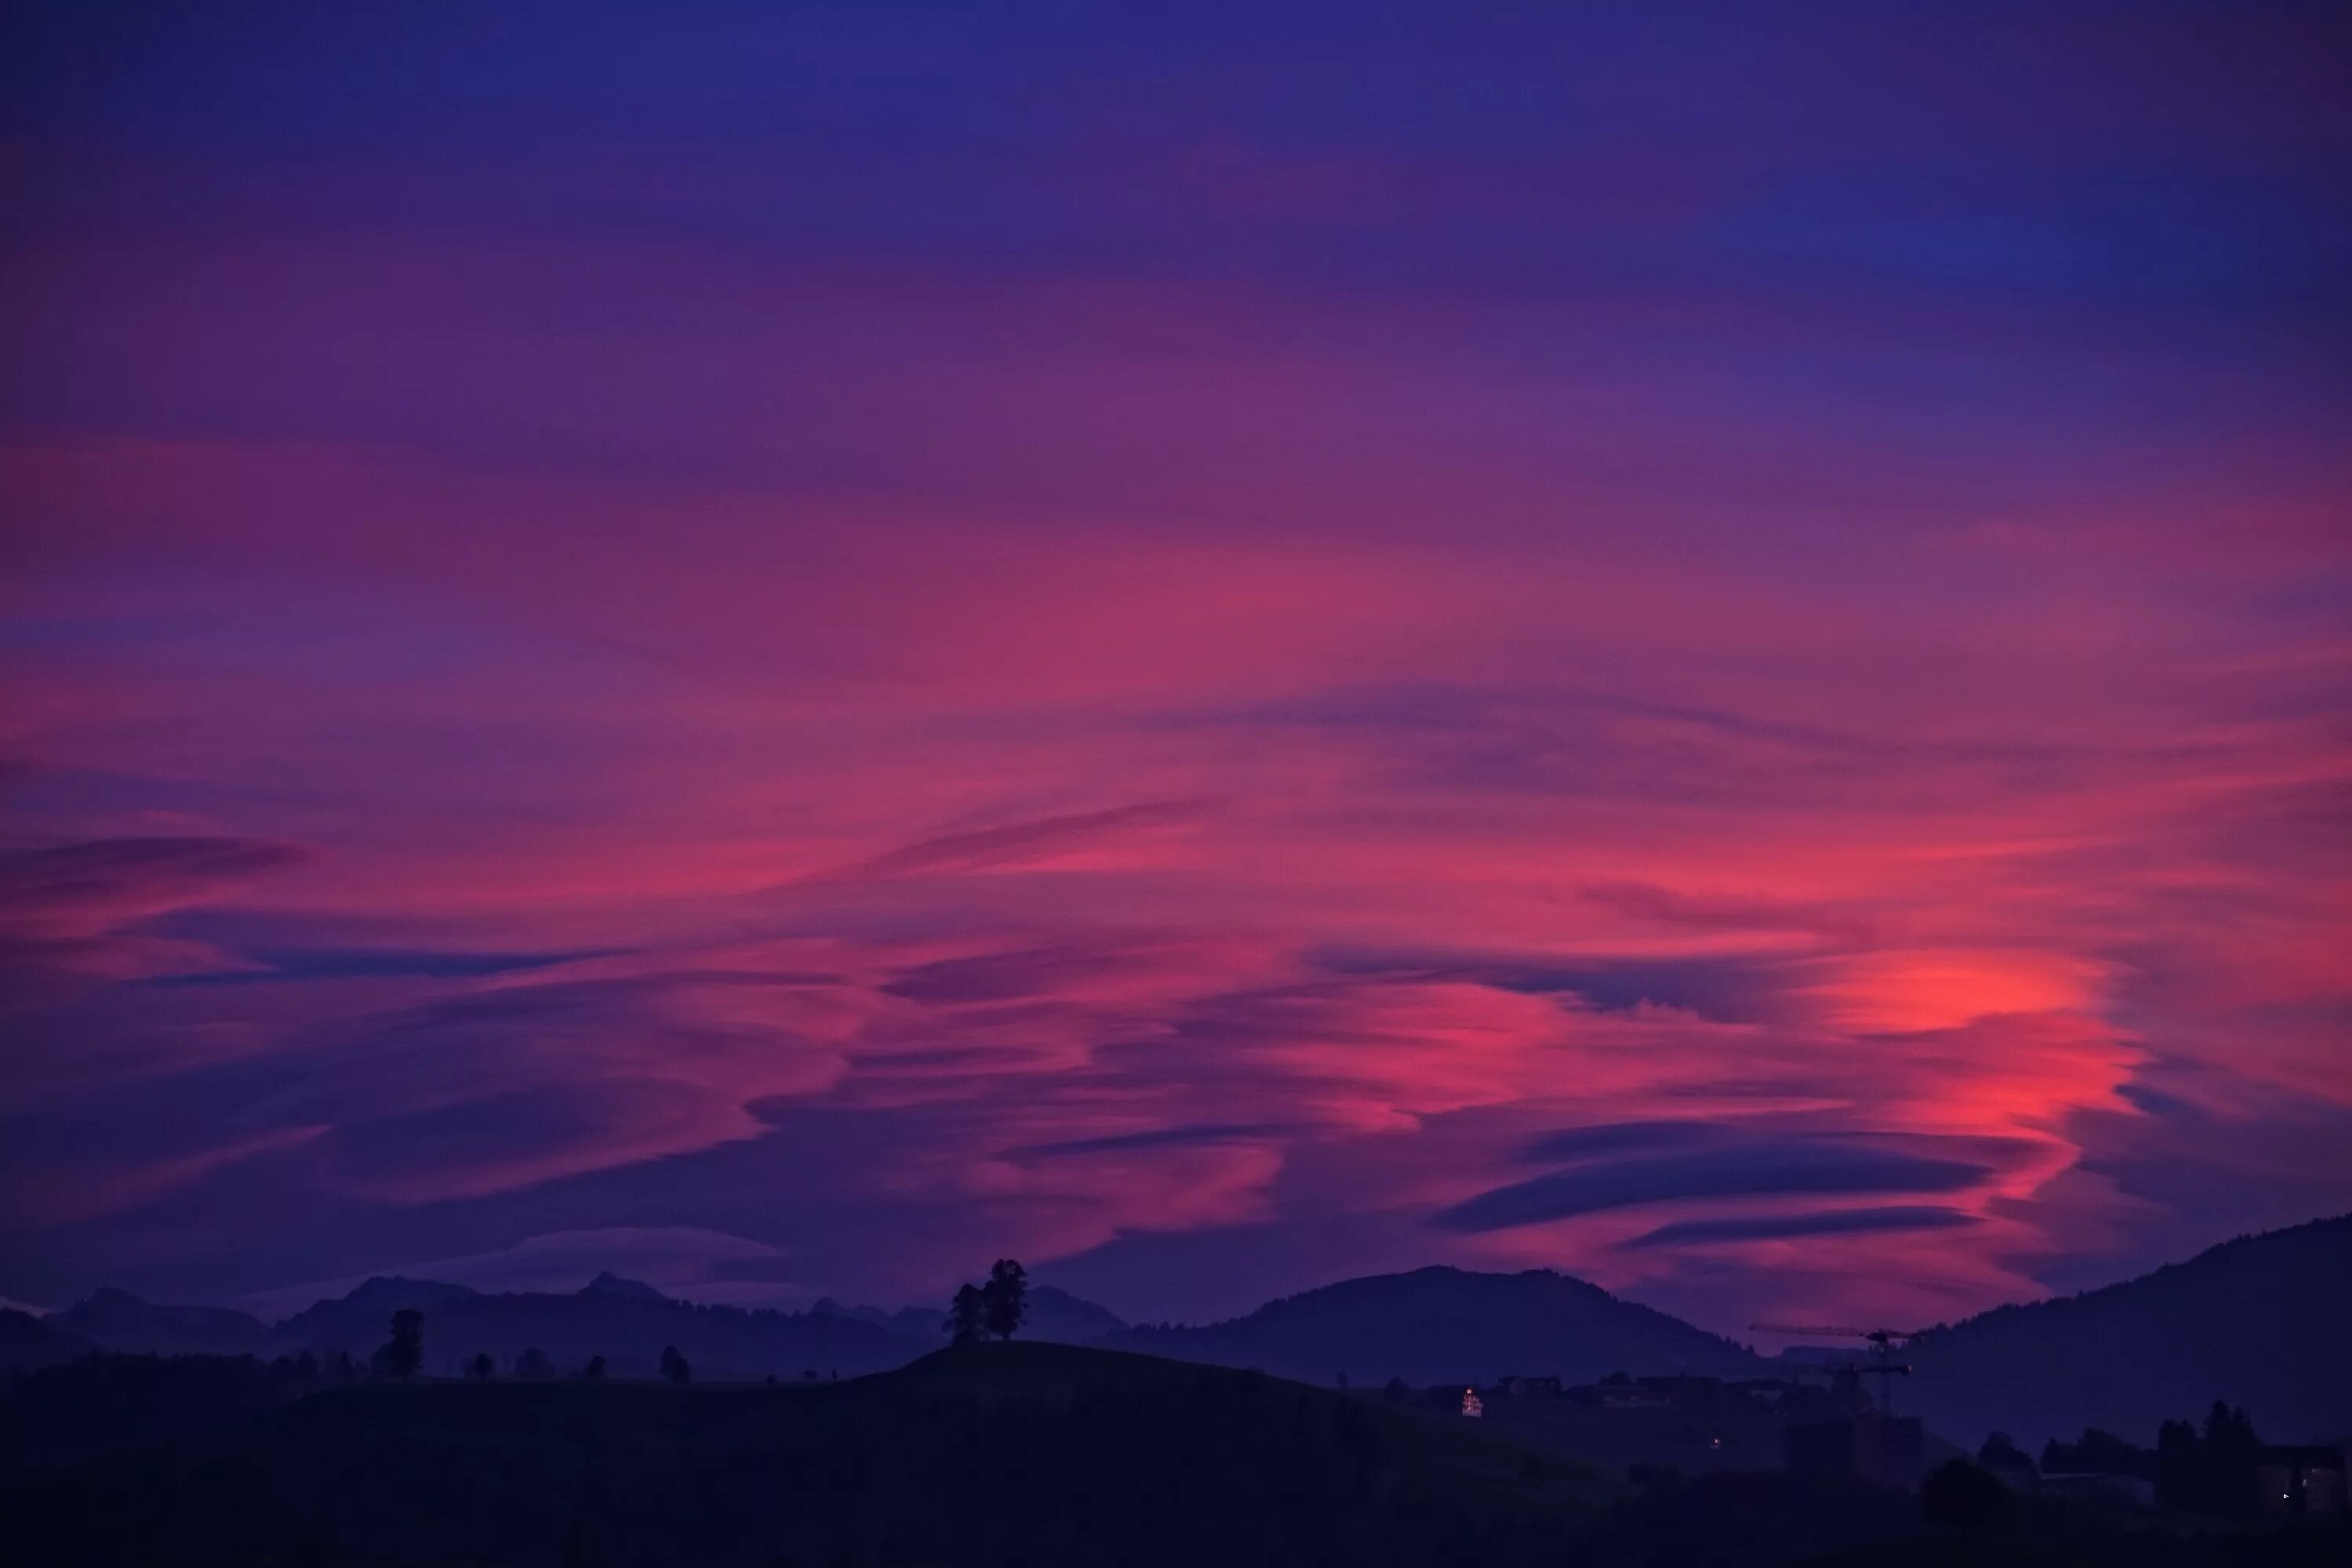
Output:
[{"xmin": 2, "ymin": 165, "xmax": 2346, "ymax": 1323}]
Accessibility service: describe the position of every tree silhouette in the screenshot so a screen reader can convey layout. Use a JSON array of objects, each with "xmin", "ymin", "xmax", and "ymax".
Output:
[
  {"xmin": 467, "ymin": 1352, "xmax": 495, "ymax": 1381},
  {"xmin": 516, "ymin": 1347, "xmax": 554, "ymax": 1381},
  {"xmin": 2156, "ymin": 1403, "xmax": 2263, "ymax": 1516},
  {"xmin": 2202, "ymin": 1400, "xmax": 2259, "ymax": 1501},
  {"xmin": 981, "ymin": 1259, "xmax": 1028, "ymax": 1341},
  {"xmin": 375, "ymin": 1308, "xmax": 423, "ymax": 1381},
  {"xmin": 659, "ymin": 1345, "xmax": 691, "ymax": 1385},
  {"xmin": 581, "ymin": 1355, "xmax": 607, "ymax": 1381},
  {"xmin": 1922, "ymin": 1459, "xmax": 2017, "ymax": 1540},
  {"xmin": 946, "ymin": 1283, "xmax": 988, "ymax": 1345},
  {"xmin": 1976, "ymin": 1431, "xmax": 2025, "ymax": 1466}
]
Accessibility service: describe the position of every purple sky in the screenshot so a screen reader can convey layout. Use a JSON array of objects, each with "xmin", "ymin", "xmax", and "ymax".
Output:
[{"xmin": 2, "ymin": 2, "xmax": 2348, "ymax": 1331}]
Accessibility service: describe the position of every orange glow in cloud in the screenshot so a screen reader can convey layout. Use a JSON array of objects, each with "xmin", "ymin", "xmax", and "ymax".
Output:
[{"xmin": 1793, "ymin": 949, "xmax": 2110, "ymax": 1034}]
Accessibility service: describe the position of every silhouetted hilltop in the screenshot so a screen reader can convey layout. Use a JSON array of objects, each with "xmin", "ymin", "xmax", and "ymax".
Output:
[
  {"xmin": 6, "ymin": 1269, "xmax": 1131, "ymax": 1377},
  {"xmin": 49, "ymin": 1288, "xmax": 272, "ymax": 1358},
  {"xmin": 1907, "ymin": 1213, "xmax": 2352, "ymax": 1448},
  {"xmin": 8, "ymin": 1344, "xmax": 2334, "ymax": 1568},
  {"xmin": 0, "ymin": 1342, "xmax": 1620, "ymax": 1567},
  {"xmin": 815, "ymin": 1282, "xmax": 1127, "ymax": 1345},
  {"xmin": 1108, "ymin": 1265, "xmax": 1759, "ymax": 1385}
]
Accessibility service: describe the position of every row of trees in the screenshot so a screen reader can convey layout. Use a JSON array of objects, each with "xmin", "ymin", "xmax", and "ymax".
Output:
[
  {"xmin": 371, "ymin": 1309, "xmax": 661, "ymax": 1384},
  {"xmin": 462, "ymin": 1348, "xmax": 630, "ymax": 1381},
  {"xmin": 372, "ymin": 1256, "xmax": 1038, "ymax": 1381},
  {"xmin": 946, "ymin": 1259, "xmax": 1028, "ymax": 1345},
  {"xmin": 1925, "ymin": 1400, "xmax": 2278, "ymax": 1543},
  {"xmin": 2157, "ymin": 1402, "xmax": 2265, "ymax": 1519},
  {"xmin": 1988, "ymin": 1402, "xmax": 2269, "ymax": 1518}
]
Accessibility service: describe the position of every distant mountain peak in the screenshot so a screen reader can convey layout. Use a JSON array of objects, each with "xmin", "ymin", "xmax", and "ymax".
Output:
[
  {"xmin": 581, "ymin": 1271, "xmax": 670, "ymax": 1301},
  {"xmin": 1110, "ymin": 1262, "xmax": 1750, "ymax": 1385}
]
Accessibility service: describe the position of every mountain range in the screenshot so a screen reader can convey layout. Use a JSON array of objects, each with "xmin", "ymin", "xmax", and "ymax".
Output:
[{"xmin": 5, "ymin": 1213, "xmax": 2344, "ymax": 1446}]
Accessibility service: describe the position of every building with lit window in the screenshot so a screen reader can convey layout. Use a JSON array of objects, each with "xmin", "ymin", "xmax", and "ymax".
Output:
[{"xmin": 2257, "ymin": 1444, "xmax": 2348, "ymax": 1516}]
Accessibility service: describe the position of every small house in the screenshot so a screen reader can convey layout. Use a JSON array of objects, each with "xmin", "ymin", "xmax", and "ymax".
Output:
[{"xmin": 2256, "ymin": 1444, "xmax": 2349, "ymax": 1516}]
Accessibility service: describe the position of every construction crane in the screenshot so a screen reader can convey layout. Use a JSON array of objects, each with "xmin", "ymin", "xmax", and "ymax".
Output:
[{"xmin": 1748, "ymin": 1323, "xmax": 1922, "ymax": 1414}]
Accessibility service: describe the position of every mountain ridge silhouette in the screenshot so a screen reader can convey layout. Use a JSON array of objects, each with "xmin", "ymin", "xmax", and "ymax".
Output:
[
  {"xmin": 1903, "ymin": 1210, "xmax": 2352, "ymax": 1446},
  {"xmin": 9, "ymin": 1211, "xmax": 2344, "ymax": 1441}
]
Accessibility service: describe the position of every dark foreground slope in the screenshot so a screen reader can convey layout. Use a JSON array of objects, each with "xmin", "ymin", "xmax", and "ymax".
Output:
[
  {"xmin": 1, "ymin": 1342, "xmax": 1616, "ymax": 1568},
  {"xmin": 1907, "ymin": 1214, "xmax": 2352, "ymax": 1447},
  {"xmin": 6, "ymin": 1345, "xmax": 2341, "ymax": 1568},
  {"xmin": 0, "ymin": 1308, "xmax": 90, "ymax": 1370},
  {"xmin": 1109, "ymin": 1265, "xmax": 1758, "ymax": 1385}
]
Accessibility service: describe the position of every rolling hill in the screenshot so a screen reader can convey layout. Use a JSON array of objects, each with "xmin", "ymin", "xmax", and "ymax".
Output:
[
  {"xmin": 9, "ymin": 1270, "xmax": 1130, "ymax": 1381},
  {"xmin": 6, "ymin": 1342, "xmax": 2336, "ymax": 1568},
  {"xmin": 0, "ymin": 1342, "xmax": 1624, "ymax": 1568},
  {"xmin": 1905, "ymin": 1213, "xmax": 2352, "ymax": 1448},
  {"xmin": 811, "ymin": 1282, "xmax": 1127, "ymax": 1345},
  {"xmin": 1107, "ymin": 1264, "xmax": 1760, "ymax": 1385}
]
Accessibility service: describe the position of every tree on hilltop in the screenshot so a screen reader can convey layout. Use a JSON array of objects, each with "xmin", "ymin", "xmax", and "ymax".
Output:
[
  {"xmin": 982, "ymin": 1259, "xmax": 1028, "ymax": 1341},
  {"xmin": 947, "ymin": 1283, "xmax": 988, "ymax": 1345}
]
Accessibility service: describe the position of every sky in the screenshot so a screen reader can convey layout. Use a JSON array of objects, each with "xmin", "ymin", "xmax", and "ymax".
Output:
[{"xmin": 2, "ymin": 1, "xmax": 2348, "ymax": 1335}]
